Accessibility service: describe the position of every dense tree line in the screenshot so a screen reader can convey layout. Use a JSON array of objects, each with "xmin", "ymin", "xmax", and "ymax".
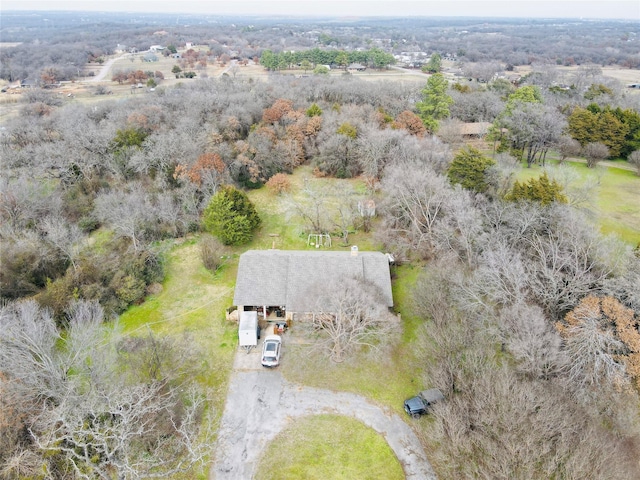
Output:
[
  {"xmin": 376, "ymin": 153, "xmax": 640, "ymax": 477},
  {"xmin": 0, "ymin": 75, "xmax": 422, "ymax": 317},
  {"xmin": 259, "ymin": 47, "xmax": 396, "ymax": 71}
]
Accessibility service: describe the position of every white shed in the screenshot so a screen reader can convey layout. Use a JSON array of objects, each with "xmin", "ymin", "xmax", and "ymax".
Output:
[{"xmin": 238, "ymin": 311, "xmax": 259, "ymax": 348}]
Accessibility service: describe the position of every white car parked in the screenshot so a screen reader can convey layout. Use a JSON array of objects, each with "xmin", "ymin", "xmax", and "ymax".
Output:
[{"xmin": 261, "ymin": 335, "xmax": 282, "ymax": 367}]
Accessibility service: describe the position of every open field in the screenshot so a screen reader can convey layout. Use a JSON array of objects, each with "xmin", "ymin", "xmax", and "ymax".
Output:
[
  {"xmin": 515, "ymin": 160, "xmax": 640, "ymax": 246},
  {"xmin": 514, "ymin": 64, "xmax": 640, "ymax": 85}
]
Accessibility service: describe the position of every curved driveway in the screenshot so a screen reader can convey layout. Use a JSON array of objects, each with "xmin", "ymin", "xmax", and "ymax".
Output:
[{"xmin": 211, "ymin": 349, "xmax": 436, "ymax": 479}]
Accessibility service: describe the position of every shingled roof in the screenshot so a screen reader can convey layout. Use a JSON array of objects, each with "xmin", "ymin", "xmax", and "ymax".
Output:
[{"xmin": 233, "ymin": 250, "xmax": 393, "ymax": 312}]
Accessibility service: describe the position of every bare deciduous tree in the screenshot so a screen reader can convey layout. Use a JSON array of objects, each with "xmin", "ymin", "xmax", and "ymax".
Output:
[
  {"xmin": 433, "ymin": 187, "xmax": 484, "ymax": 267},
  {"xmin": 41, "ymin": 215, "xmax": 85, "ymax": 271},
  {"xmin": 469, "ymin": 240, "xmax": 529, "ymax": 308},
  {"xmin": 0, "ymin": 176, "xmax": 63, "ymax": 233},
  {"xmin": 94, "ymin": 183, "xmax": 152, "ymax": 251},
  {"xmin": 435, "ymin": 118, "xmax": 464, "ymax": 147},
  {"xmin": 428, "ymin": 365, "xmax": 639, "ymax": 479},
  {"xmin": 500, "ymin": 102, "xmax": 566, "ymax": 167},
  {"xmin": 544, "ymin": 164, "xmax": 599, "ymax": 210},
  {"xmin": 556, "ymin": 135, "xmax": 582, "ymax": 163},
  {"xmin": 355, "ymin": 127, "xmax": 405, "ymax": 179},
  {"xmin": 0, "ymin": 300, "xmax": 212, "ymax": 479},
  {"xmin": 556, "ymin": 296, "xmax": 627, "ymax": 388},
  {"xmin": 310, "ymin": 277, "xmax": 399, "ymax": 363},
  {"xmin": 379, "ymin": 163, "xmax": 453, "ymax": 258},
  {"xmin": 500, "ymin": 301, "xmax": 567, "ymax": 380},
  {"xmin": 503, "ymin": 204, "xmax": 629, "ymax": 319},
  {"xmin": 627, "ymin": 149, "xmax": 640, "ymax": 176},
  {"xmin": 557, "ymin": 295, "xmax": 640, "ymax": 389},
  {"xmin": 491, "ymin": 152, "xmax": 520, "ymax": 198},
  {"xmin": 285, "ymin": 177, "xmax": 331, "ymax": 234},
  {"xmin": 327, "ymin": 184, "xmax": 358, "ymax": 245},
  {"xmin": 583, "ymin": 142, "xmax": 610, "ymax": 168}
]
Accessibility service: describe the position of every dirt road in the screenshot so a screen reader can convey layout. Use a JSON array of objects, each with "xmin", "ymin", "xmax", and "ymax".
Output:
[
  {"xmin": 211, "ymin": 346, "xmax": 436, "ymax": 479},
  {"xmin": 90, "ymin": 54, "xmax": 132, "ymax": 82}
]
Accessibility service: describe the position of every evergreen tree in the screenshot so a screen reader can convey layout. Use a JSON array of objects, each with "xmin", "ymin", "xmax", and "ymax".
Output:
[
  {"xmin": 447, "ymin": 146, "xmax": 496, "ymax": 193},
  {"xmin": 306, "ymin": 103, "xmax": 323, "ymax": 117},
  {"xmin": 422, "ymin": 53, "xmax": 442, "ymax": 74},
  {"xmin": 568, "ymin": 107, "xmax": 629, "ymax": 158},
  {"xmin": 202, "ymin": 186, "xmax": 261, "ymax": 245},
  {"xmin": 415, "ymin": 73, "xmax": 453, "ymax": 132},
  {"xmin": 506, "ymin": 172, "xmax": 567, "ymax": 205}
]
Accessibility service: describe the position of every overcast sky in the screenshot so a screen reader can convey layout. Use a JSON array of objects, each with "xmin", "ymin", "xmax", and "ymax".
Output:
[{"xmin": 1, "ymin": 1, "xmax": 639, "ymax": 19}]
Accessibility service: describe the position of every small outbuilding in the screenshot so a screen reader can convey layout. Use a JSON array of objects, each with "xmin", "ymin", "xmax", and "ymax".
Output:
[{"xmin": 238, "ymin": 311, "xmax": 260, "ymax": 348}]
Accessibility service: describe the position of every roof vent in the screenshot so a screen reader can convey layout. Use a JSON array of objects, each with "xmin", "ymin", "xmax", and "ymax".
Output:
[{"xmin": 351, "ymin": 245, "xmax": 359, "ymax": 256}]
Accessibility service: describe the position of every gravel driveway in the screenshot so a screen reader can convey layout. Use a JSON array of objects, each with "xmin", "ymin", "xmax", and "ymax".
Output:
[{"xmin": 211, "ymin": 345, "xmax": 436, "ymax": 479}]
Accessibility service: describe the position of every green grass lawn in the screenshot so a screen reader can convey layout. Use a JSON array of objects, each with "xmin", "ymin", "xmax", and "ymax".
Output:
[
  {"xmin": 515, "ymin": 160, "xmax": 640, "ymax": 246},
  {"xmin": 246, "ymin": 166, "xmax": 381, "ymax": 251},
  {"xmin": 118, "ymin": 237, "xmax": 238, "ymax": 478},
  {"xmin": 254, "ymin": 415, "xmax": 404, "ymax": 480}
]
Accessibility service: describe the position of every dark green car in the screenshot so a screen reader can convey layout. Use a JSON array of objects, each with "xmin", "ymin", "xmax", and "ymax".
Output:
[{"xmin": 404, "ymin": 388, "xmax": 444, "ymax": 418}]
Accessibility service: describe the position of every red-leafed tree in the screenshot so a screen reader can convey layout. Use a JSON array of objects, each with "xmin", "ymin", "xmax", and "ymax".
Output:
[
  {"xmin": 262, "ymin": 98, "xmax": 294, "ymax": 124},
  {"xmin": 556, "ymin": 295, "xmax": 640, "ymax": 389},
  {"xmin": 392, "ymin": 110, "xmax": 426, "ymax": 137},
  {"xmin": 174, "ymin": 152, "xmax": 227, "ymax": 189}
]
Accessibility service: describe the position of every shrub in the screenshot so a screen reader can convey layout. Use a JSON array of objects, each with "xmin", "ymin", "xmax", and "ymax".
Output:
[
  {"xmin": 583, "ymin": 142, "xmax": 609, "ymax": 168},
  {"xmin": 266, "ymin": 173, "xmax": 292, "ymax": 194},
  {"xmin": 305, "ymin": 103, "xmax": 323, "ymax": 117},
  {"xmin": 200, "ymin": 234, "xmax": 226, "ymax": 272},
  {"xmin": 506, "ymin": 172, "xmax": 567, "ymax": 205},
  {"xmin": 35, "ymin": 276, "xmax": 78, "ymax": 323},
  {"xmin": 113, "ymin": 272, "xmax": 146, "ymax": 307}
]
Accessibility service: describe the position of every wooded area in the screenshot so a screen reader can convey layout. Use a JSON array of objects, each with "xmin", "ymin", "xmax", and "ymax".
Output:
[{"xmin": 1, "ymin": 11, "xmax": 640, "ymax": 479}]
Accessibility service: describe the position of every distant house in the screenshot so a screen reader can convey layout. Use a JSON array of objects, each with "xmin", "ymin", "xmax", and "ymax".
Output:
[
  {"xmin": 20, "ymin": 79, "xmax": 37, "ymax": 89},
  {"xmin": 149, "ymin": 45, "xmax": 165, "ymax": 52},
  {"xmin": 347, "ymin": 63, "xmax": 367, "ymax": 72},
  {"xmin": 460, "ymin": 122, "xmax": 492, "ymax": 138},
  {"xmin": 233, "ymin": 249, "xmax": 393, "ymax": 321}
]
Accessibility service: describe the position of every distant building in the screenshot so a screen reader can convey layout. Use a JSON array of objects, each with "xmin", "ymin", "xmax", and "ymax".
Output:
[
  {"xmin": 347, "ymin": 63, "xmax": 367, "ymax": 72},
  {"xmin": 460, "ymin": 122, "xmax": 492, "ymax": 138}
]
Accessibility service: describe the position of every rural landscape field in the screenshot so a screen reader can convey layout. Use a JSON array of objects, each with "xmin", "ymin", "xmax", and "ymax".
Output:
[{"xmin": 1, "ymin": 7, "xmax": 640, "ymax": 480}]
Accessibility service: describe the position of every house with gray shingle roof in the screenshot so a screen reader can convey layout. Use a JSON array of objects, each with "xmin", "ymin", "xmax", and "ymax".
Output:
[{"xmin": 233, "ymin": 249, "xmax": 393, "ymax": 321}]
